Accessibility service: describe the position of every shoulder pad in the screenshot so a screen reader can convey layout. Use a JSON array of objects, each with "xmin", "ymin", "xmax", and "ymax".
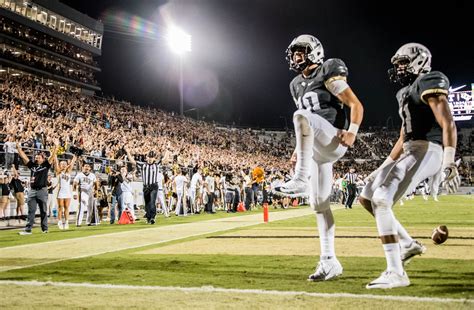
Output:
[
  {"xmin": 418, "ymin": 71, "xmax": 450, "ymax": 104},
  {"xmin": 322, "ymin": 58, "xmax": 348, "ymax": 82}
]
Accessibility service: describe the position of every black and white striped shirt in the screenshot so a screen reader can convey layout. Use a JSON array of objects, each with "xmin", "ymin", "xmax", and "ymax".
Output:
[
  {"xmin": 344, "ymin": 172, "xmax": 357, "ymax": 184},
  {"xmin": 138, "ymin": 162, "xmax": 161, "ymax": 186}
]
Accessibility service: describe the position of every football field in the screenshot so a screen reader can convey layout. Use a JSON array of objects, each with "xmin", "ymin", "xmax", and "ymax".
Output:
[{"xmin": 0, "ymin": 196, "xmax": 472, "ymax": 309}]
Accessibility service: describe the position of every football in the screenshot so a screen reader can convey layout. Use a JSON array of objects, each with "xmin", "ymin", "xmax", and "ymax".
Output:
[{"xmin": 431, "ymin": 225, "xmax": 449, "ymax": 245}]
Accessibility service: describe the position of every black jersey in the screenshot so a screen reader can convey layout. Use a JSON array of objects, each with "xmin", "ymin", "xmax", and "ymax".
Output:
[
  {"xmin": 397, "ymin": 71, "xmax": 449, "ymax": 144},
  {"xmin": 289, "ymin": 58, "xmax": 348, "ymax": 129}
]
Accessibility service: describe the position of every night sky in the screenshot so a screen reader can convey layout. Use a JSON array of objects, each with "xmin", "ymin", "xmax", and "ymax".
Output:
[{"xmin": 61, "ymin": 0, "xmax": 473, "ymax": 129}]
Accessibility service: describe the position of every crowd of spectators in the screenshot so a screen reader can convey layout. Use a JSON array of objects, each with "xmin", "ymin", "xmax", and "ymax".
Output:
[
  {"xmin": 1, "ymin": 75, "xmax": 472, "ymax": 186},
  {"xmin": 0, "ymin": 75, "xmax": 293, "ymax": 178},
  {"xmin": 1, "ymin": 47, "xmax": 97, "ymax": 85},
  {"xmin": 1, "ymin": 16, "xmax": 96, "ymax": 66}
]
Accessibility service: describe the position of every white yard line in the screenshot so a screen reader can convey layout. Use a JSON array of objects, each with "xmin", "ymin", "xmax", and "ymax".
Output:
[
  {"xmin": 0, "ymin": 280, "xmax": 471, "ymax": 304},
  {"xmin": 0, "ymin": 207, "xmax": 317, "ymax": 272}
]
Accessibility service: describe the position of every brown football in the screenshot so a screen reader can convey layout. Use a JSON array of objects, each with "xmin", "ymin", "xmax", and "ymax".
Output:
[{"xmin": 431, "ymin": 225, "xmax": 449, "ymax": 245}]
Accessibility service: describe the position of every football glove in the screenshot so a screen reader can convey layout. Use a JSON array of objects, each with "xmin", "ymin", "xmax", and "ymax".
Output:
[{"xmin": 442, "ymin": 164, "xmax": 460, "ymax": 194}]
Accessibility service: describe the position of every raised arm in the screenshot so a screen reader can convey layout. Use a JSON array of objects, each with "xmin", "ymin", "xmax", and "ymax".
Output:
[
  {"xmin": 15, "ymin": 142, "xmax": 30, "ymax": 165},
  {"xmin": 67, "ymin": 155, "xmax": 77, "ymax": 174},
  {"xmin": 124, "ymin": 146, "xmax": 137, "ymax": 168},
  {"xmin": 48, "ymin": 145, "xmax": 57, "ymax": 165},
  {"xmin": 52, "ymin": 147, "xmax": 60, "ymax": 174}
]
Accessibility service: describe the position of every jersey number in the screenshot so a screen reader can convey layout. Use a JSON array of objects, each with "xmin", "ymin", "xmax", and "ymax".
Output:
[
  {"xmin": 400, "ymin": 104, "xmax": 413, "ymax": 133},
  {"xmin": 297, "ymin": 92, "xmax": 320, "ymax": 111}
]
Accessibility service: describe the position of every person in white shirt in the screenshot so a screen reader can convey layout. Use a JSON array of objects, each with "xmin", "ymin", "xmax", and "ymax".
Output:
[
  {"xmin": 189, "ymin": 168, "xmax": 203, "ymax": 214},
  {"xmin": 4, "ymin": 136, "xmax": 18, "ymax": 170},
  {"xmin": 173, "ymin": 169, "xmax": 189, "ymax": 216},
  {"xmin": 119, "ymin": 165, "xmax": 136, "ymax": 219},
  {"xmin": 46, "ymin": 174, "xmax": 57, "ymax": 218},
  {"xmin": 241, "ymin": 170, "xmax": 253, "ymax": 211},
  {"xmin": 218, "ymin": 173, "xmax": 227, "ymax": 211},
  {"xmin": 52, "ymin": 148, "xmax": 77, "ymax": 230},
  {"xmin": 155, "ymin": 170, "xmax": 169, "ymax": 217},
  {"xmin": 73, "ymin": 162, "xmax": 99, "ymax": 226},
  {"xmin": 205, "ymin": 172, "xmax": 216, "ymax": 213},
  {"xmin": 333, "ymin": 174, "xmax": 345, "ymax": 204}
]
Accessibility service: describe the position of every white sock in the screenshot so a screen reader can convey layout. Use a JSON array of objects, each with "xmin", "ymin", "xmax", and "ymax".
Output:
[
  {"xmin": 293, "ymin": 115, "xmax": 313, "ymax": 182},
  {"xmin": 316, "ymin": 209, "xmax": 335, "ymax": 260},
  {"xmin": 373, "ymin": 199, "xmax": 403, "ymax": 274},
  {"xmin": 382, "ymin": 243, "xmax": 404, "ymax": 275},
  {"xmin": 396, "ymin": 220, "xmax": 413, "ymax": 248}
]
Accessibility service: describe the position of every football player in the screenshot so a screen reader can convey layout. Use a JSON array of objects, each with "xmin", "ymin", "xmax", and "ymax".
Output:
[
  {"xmin": 276, "ymin": 34, "xmax": 364, "ymax": 281},
  {"xmin": 73, "ymin": 161, "xmax": 100, "ymax": 226},
  {"xmin": 359, "ymin": 43, "xmax": 460, "ymax": 289}
]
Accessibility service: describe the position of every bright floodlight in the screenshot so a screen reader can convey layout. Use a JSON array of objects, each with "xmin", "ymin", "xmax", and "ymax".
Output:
[{"xmin": 166, "ymin": 26, "xmax": 191, "ymax": 55}]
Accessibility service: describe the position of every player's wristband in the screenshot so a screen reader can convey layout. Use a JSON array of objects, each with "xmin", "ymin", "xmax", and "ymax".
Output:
[
  {"xmin": 442, "ymin": 146, "xmax": 456, "ymax": 168},
  {"xmin": 347, "ymin": 123, "xmax": 359, "ymax": 136}
]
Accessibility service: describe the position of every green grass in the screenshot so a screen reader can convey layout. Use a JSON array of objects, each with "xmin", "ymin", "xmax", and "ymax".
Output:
[
  {"xmin": 0, "ymin": 206, "xmax": 296, "ymax": 248},
  {"xmin": 266, "ymin": 196, "xmax": 474, "ymax": 228},
  {"xmin": 0, "ymin": 254, "xmax": 472, "ymax": 299},
  {"xmin": 0, "ymin": 195, "xmax": 472, "ymax": 304}
]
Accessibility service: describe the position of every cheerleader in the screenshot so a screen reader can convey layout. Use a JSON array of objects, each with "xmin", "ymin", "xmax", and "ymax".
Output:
[{"xmin": 53, "ymin": 147, "xmax": 77, "ymax": 230}]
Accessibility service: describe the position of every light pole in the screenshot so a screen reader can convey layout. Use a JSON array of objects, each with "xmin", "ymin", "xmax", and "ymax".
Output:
[
  {"xmin": 179, "ymin": 55, "xmax": 183, "ymax": 116},
  {"xmin": 166, "ymin": 26, "xmax": 191, "ymax": 116}
]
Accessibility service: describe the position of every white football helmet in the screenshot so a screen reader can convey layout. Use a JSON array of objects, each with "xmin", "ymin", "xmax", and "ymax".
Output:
[
  {"xmin": 286, "ymin": 34, "xmax": 324, "ymax": 72},
  {"xmin": 389, "ymin": 43, "xmax": 432, "ymax": 85}
]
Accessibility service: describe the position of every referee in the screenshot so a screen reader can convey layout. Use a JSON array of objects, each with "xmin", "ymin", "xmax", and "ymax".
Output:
[
  {"xmin": 343, "ymin": 168, "xmax": 358, "ymax": 209},
  {"xmin": 126, "ymin": 148, "xmax": 161, "ymax": 224}
]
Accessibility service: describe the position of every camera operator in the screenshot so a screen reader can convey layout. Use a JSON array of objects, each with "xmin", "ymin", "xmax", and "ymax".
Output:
[
  {"xmin": 17, "ymin": 142, "xmax": 56, "ymax": 235},
  {"xmin": 108, "ymin": 166, "xmax": 123, "ymax": 224}
]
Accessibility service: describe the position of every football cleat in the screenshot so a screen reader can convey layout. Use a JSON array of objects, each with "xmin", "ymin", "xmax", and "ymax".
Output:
[
  {"xmin": 274, "ymin": 179, "xmax": 309, "ymax": 198},
  {"xmin": 308, "ymin": 259, "xmax": 343, "ymax": 281},
  {"xmin": 401, "ymin": 240, "xmax": 426, "ymax": 266},
  {"xmin": 366, "ymin": 270, "xmax": 410, "ymax": 289}
]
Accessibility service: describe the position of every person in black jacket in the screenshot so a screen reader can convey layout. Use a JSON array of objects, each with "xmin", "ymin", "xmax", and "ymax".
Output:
[
  {"xmin": 108, "ymin": 167, "xmax": 123, "ymax": 224},
  {"xmin": 17, "ymin": 142, "xmax": 56, "ymax": 235}
]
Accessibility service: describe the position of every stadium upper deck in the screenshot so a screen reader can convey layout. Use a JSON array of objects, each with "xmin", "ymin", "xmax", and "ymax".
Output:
[{"xmin": 0, "ymin": 0, "xmax": 103, "ymax": 94}]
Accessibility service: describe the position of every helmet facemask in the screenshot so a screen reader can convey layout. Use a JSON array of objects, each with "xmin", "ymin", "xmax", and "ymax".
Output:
[
  {"xmin": 388, "ymin": 43, "xmax": 432, "ymax": 86},
  {"xmin": 286, "ymin": 34, "xmax": 324, "ymax": 72},
  {"xmin": 388, "ymin": 56, "xmax": 418, "ymax": 86},
  {"xmin": 286, "ymin": 45, "xmax": 312, "ymax": 72}
]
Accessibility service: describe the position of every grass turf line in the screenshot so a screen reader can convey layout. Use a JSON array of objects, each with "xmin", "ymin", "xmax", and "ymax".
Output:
[{"xmin": 2, "ymin": 282, "xmax": 471, "ymax": 310}]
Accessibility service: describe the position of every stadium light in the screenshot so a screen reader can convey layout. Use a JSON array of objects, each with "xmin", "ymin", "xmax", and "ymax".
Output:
[
  {"xmin": 166, "ymin": 26, "xmax": 191, "ymax": 55},
  {"xmin": 166, "ymin": 26, "xmax": 192, "ymax": 116}
]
